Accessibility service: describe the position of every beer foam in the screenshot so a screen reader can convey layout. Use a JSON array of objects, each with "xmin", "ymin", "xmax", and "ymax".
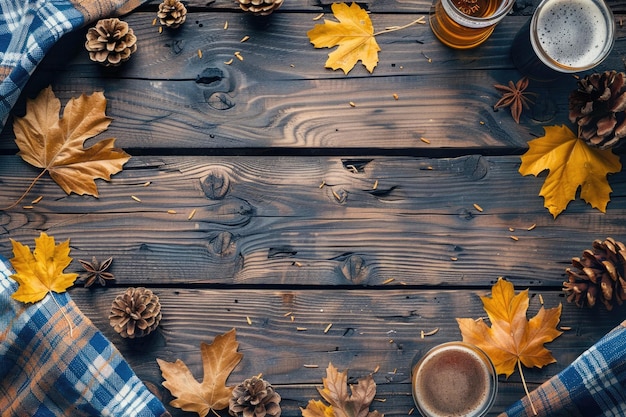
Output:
[
  {"xmin": 535, "ymin": 0, "xmax": 609, "ymax": 68},
  {"xmin": 413, "ymin": 345, "xmax": 493, "ymax": 417}
]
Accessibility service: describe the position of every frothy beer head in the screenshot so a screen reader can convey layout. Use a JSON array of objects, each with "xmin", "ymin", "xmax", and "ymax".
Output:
[
  {"xmin": 532, "ymin": 0, "xmax": 614, "ymax": 71},
  {"xmin": 411, "ymin": 342, "xmax": 497, "ymax": 417}
]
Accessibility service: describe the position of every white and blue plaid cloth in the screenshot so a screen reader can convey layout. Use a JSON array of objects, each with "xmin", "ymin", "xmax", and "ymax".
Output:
[
  {"xmin": 500, "ymin": 319, "xmax": 626, "ymax": 417},
  {"xmin": 0, "ymin": 0, "xmax": 145, "ymax": 131},
  {"xmin": 0, "ymin": 255, "xmax": 170, "ymax": 416}
]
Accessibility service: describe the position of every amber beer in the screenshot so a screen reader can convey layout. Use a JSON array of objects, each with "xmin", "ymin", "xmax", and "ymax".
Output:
[
  {"xmin": 412, "ymin": 342, "xmax": 497, "ymax": 417},
  {"xmin": 511, "ymin": 0, "xmax": 615, "ymax": 81},
  {"xmin": 430, "ymin": 0, "xmax": 516, "ymax": 49}
]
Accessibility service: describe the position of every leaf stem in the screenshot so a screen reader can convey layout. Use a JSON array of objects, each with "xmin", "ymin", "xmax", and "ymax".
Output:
[
  {"xmin": 373, "ymin": 16, "xmax": 426, "ymax": 36},
  {"xmin": 518, "ymin": 359, "xmax": 538, "ymax": 416},
  {"xmin": 1, "ymin": 169, "xmax": 47, "ymax": 211},
  {"xmin": 50, "ymin": 291, "xmax": 74, "ymax": 338}
]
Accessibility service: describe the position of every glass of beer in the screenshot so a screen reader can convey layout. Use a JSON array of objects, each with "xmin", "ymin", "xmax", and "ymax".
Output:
[
  {"xmin": 511, "ymin": 0, "xmax": 615, "ymax": 81},
  {"xmin": 430, "ymin": 0, "xmax": 516, "ymax": 49},
  {"xmin": 411, "ymin": 342, "xmax": 497, "ymax": 417}
]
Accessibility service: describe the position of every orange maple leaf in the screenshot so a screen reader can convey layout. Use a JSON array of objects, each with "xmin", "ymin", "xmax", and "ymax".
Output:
[
  {"xmin": 9, "ymin": 232, "xmax": 78, "ymax": 303},
  {"xmin": 307, "ymin": 2, "xmax": 381, "ymax": 74},
  {"xmin": 301, "ymin": 363, "xmax": 382, "ymax": 417},
  {"xmin": 519, "ymin": 124, "xmax": 621, "ymax": 218},
  {"xmin": 157, "ymin": 329, "xmax": 243, "ymax": 417},
  {"xmin": 10, "ymin": 86, "xmax": 130, "ymax": 206},
  {"xmin": 457, "ymin": 278, "xmax": 562, "ymax": 378}
]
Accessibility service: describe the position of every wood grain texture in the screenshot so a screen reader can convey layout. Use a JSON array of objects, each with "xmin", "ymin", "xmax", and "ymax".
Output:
[
  {"xmin": 2, "ymin": 155, "xmax": 625, "ymax": 287},
  {"xmin": 2, "ymin": 3, "xmax": 626, "ymax": 416},
  {"xmin": 69, "ymin": 287, "xmax": 625, "ymax": 417},
  {"xmin": 140, "ymin": 0, "xmax": 626, "ymax": 14},
  {"xmin": 1, "ymin": 12, "xmax": 625, "ymax": 150}
]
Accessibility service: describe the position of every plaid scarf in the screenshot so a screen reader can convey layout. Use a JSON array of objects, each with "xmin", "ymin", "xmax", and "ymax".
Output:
[
  {"xmin": 0, "ymin": 256, "xmax": 170, "ymax": 416},
  {"xmin": 0, "ymin": 0, "xmax": 145, "ymax": 131},
  {"xmin": 500, "ymin": 320, "xmax": 626, "ymax": 417}
]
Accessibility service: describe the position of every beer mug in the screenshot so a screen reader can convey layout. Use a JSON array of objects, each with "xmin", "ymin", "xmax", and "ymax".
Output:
[
  {"xmin": 411, "ymin": 342, "xmax": 498, "ymax": 417},
  {"xmin": 511, "ymin": 0, "xmax": 615, "ymax": 81},
  {"xmin": 430, "ymin": 0, "xmax": 516, "ymax": 49}
]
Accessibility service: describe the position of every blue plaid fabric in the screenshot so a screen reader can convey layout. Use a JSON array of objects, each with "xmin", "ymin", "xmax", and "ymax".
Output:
[
  {"xmin": 0, "ymin": 0, "xmax": 146, "ymax": 131},
  {"xmin": 500, "ymin": 320, "xmax": 626, "ymax": 417},
  {"xmin": 0, "ymin": 255, "xmax": 170, "ymax": 416}
]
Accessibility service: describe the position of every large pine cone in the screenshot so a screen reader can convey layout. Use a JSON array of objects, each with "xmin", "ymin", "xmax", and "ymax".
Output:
[
  {"xmin": 237, "ymin": 0, "xmax": 284, "ymax": 15},
  {"xmin": 85, "ymin": 18, "xmax": 137, "ymax": 67},
  {"xmin": 569, "ymin": 71, "xmax": 626, "ymax": 150},
  {"xmin": 563, "ymin": 237, "xmax": 626, "ymax": 310},
  {"xmin": 158, "ymin": 0, "xmax": 187, "ymax": 28},
  {"xmin": 109, "ymin": 287, "xmax": 162, "ymax": 338},
  {"xmin": 229, "ymin": 376, "xmax": 281, "ymax": 417}
]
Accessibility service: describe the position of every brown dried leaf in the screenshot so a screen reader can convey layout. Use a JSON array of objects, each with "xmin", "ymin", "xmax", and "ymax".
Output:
[
  {"xmin": 12, "ymin": 86, "xmax": 130, "ymax": 200},
  {"xmin": 301, "ymin": 363, "xmax": 383, "ymax": 417},
  {"xmin": 157, "ymin": 329, "xmax": 243, "ymax": 417}
]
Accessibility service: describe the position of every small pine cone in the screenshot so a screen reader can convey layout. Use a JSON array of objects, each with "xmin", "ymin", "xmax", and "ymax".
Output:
[
  {"xmin": 109, "ymin": 287, "xmax": 162, "ymax": 338},
  {"xmin": 158, "ymin": 0, "xmax": 187, "ymax": 28},
  {"xmin": 85, "ymin": 18, "xmax": 137, "ymax": 67},
  {"xmin": 229, "ymin": 376, "xmax": 281, "ymax": 417},
  {"xmin": 569, "ymin": 70, "xmax": 626, "ymax": 150},
  {"xmin": 563, "ymin": 237, "xmax": 626, "ymax": 311},
  {"xmin": 237, "ymin": 0, "xmax": 284, "ymax": 16}
]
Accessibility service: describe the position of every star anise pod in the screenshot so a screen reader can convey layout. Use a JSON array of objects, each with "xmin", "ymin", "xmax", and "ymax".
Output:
[
  {"xmin": 494, "ymin": 77, "xmax": 535, "ymax": 124},
  {"xmin": 78, "ymin": 256, "xmax": 115, "ymax": 287}
]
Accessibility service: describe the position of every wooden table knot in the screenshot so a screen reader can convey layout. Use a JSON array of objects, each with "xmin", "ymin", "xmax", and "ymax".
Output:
[
  {"xmin": 340, "ymin": 254, "xmax": 369, "ymax": 285},
  {"xmin": 210, "ymin": 231, "xmax": 237, "ymax": 257},
  {"xmin": 201, "ymin": 169, "xmax": 230, "ymax": 199}
]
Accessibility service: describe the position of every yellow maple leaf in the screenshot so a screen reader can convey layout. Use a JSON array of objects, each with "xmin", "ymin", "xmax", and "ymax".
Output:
[
  {"xmin": 9, "ymin": 232, "xmax": 78, "ymax": 303},
  {"xmin": 519, "ymin": 124, "xmax": 622, "ymax": 218},
  {"xmin": 457, "ymin": 278, "xmax": 562, "ymax": 378},
  {"xmin": 301, "ymin": 400, "xmax": 335, "ymax": 417},
  {"xmin": 11, "ymin": 86, "xmax": 130, "ymax": 201},
  {"xmin": 307, "ymin": 2, "xmax": 381, "ymax": 74},
  {"xmin": 157, "ymin": 329, "xmax": 243, "ymax": 417}
]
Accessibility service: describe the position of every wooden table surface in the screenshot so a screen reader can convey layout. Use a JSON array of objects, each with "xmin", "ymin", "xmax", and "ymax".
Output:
[{"xmin": 2, "ymin": 0, "xmax": 626, "ymax": 415}]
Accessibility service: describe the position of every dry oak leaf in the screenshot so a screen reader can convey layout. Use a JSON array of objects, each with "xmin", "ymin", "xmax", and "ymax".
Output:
[
  {"xmin": 12, "ymin": 85, "xmax": 130, "ymax": 198},
  {"xmin": 457, "ymin": 278, "xmax": 562, "ymax": 379},
  {"xmin": 519, "ymin": 124, "xmax": 621, "ymax": 218},
  {"xmin": 301, "ymin": 363, "xmax": 383, "ymax": 417},
  {"xmin": 157, "ymin": 328, "xmax": 243, "ymax": 417},
  {"xmin": 307, "ymin": 2, "xmax": 381, "ymax": 74},
  {"xmin": 9, "ymin": 232, "xmax": 78, "ymax": 303}
]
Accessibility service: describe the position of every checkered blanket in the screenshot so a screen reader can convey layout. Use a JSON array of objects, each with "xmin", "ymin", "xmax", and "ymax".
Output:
[
  {"xmin": 0, "ymin": 256, "xmax": 170, "ymax": 416},
  {"xmin": 500, "ymin": 320, "xmax": 626, "ymax": 417},
  {"xmin": 0, "ymin": 0, "xmax": 145, "ymax": 131}
]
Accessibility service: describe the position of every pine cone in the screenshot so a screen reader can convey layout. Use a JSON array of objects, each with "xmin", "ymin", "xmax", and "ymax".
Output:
[
  {"xmin": 237, "ymin": 0, "xmax": 284, "ymax": 16},
  {"xmin": 85, "ymin": 18, "xmax": 137, "ymax": 67},
  {"xmin": 229, "ymin": 376, "xmax": 281, "ymax": 417},
  {"xmin": 569, "ymin": 70, "xmax": 626, "ymax": 150},
  {"xmin": 109, "ymin": 287, "xmax": 162, "ymax": 338},
  {"xmin": 158, "ymin": 0, "xmax": 187, "ymax": 28},
  {"xmin": 563, "ymin": 237, "xmax": 626, "ymax": 310}
]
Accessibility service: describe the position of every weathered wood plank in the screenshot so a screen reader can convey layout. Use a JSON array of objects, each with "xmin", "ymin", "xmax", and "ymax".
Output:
[
  {"xmin": 2, "ymin": 155, "xmax": 625, "ymax": 287},
  {"xmin": 140, "ymin": 0, "xmax": 626, "ymax": 14},
  {"xmin": 2, "ymin": 13, "xmax": 624, "ymax": 150},
  {"xmin": 69, "ymin": 287, "xmax": 626, "ymax": 416}
]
